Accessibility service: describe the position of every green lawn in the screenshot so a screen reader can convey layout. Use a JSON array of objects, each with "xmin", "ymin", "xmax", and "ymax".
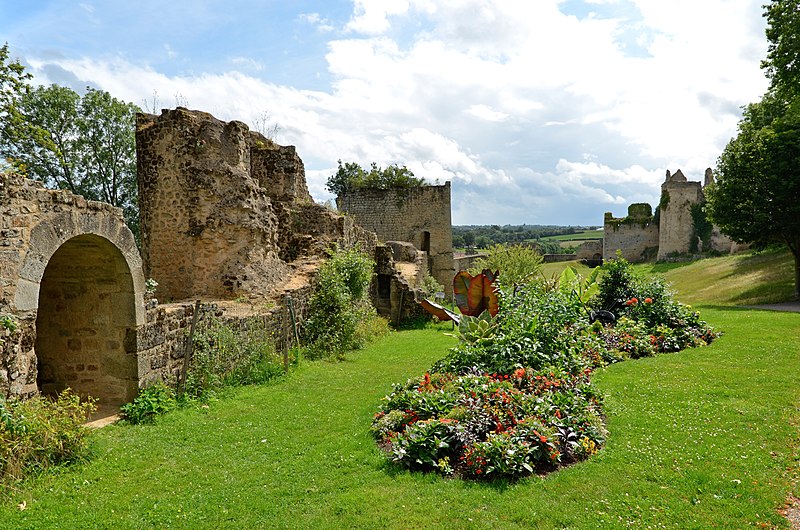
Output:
[{"xmin": 2, "ymin": 306, "xmax": 798, "ymax": 529}]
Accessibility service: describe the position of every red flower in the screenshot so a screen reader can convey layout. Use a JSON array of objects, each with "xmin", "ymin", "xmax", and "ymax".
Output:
[
  {"xmin": 625, "ymin": 297, "xmax": 639, "ymax": 306},
  {"xmin": 513, "ymin": 368, "xmax": 526, "ymax": 379},
  {"xmin": 644, "ymin": 297, "xmax": 653, "ymax": 304}
]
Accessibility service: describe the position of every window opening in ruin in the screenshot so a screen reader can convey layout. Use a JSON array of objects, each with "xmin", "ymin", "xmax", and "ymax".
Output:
[
  {"xmin": 377, "ymin": 274, "xmax": 391, "ymax": 300},
  {"xmin": 35, "ymin": 234, "xmax": 138, "ymax": 410},
  {"xmin": 421, "ymin": 231, "xmax": 431, "ymax": 253}
]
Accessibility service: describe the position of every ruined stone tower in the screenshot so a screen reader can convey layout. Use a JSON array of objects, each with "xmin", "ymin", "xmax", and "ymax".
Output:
[
  {"xmin": 136, "ymin": 108, "xmax": 310, "ymax": 300},
  {"xmin": 657, "ymin": 169, "xmax": 704, "ymax": 260}
]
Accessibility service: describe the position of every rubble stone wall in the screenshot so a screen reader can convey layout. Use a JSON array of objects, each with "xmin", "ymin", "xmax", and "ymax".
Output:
[
  {"xmin": 0, "ymin": 172, "xmax": 145, "ymax": 401},
  {"xmin": 337, "ymin": 183, "xmax": 455, "ymax": 295}
]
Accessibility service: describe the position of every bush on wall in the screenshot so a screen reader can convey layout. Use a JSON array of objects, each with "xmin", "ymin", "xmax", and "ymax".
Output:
[{"xmin": 302, "ymin": 245, "xmax": 389, "ymax": 359}]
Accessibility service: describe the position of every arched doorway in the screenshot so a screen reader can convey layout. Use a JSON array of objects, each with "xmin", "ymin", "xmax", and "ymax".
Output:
[{"xmin": 35, "ymin": 234, "xmax": 138, "ymax": 407}]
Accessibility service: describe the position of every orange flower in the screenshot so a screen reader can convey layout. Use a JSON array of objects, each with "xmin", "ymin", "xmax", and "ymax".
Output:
[
  {"xmin": 644, "ymin": 297, "xmax": 653, "ymax": 304},
  {"xmin": 514, "ymin": 368, "xmax": 526, "ymax": 379}
]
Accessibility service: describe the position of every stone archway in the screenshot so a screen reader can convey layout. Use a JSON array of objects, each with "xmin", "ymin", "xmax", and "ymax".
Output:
[{"xmin": 35, "ymin": 234, "xmax": 139, "ymax": 406}]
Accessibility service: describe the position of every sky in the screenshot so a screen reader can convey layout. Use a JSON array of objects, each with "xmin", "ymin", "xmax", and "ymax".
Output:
[{"xmin": 0, "ymin": 0, "xmax": 770, "ymax": 226}]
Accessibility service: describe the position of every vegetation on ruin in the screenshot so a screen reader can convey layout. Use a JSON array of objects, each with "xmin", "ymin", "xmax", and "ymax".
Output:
[
  {"xmin": 707, "ymin": 0, "xmax": 800, "ymax": 299},
  {"xmin": 325, "ymin": 160, "xmax": 427, "ymax": 197},
  {"xmin": 301, "ymin": 245, "xmax": 390, "ymax": 360}
]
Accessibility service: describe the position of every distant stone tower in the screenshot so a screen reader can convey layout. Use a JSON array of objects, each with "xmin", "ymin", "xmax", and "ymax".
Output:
[{"xmin": 657, "ymin": 169, "xmax": 703, "ymax": 260}]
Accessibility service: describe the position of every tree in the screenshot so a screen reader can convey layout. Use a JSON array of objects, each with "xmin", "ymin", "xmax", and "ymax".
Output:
[
  {"xmin": 706, "ymin": 0, "xmax": 800, "ymax": 299},
  {"xmin": 0, "ymin": 82, "xmax": 141, "ymax": 240},
  {"xmin": 0, "ymin": 43, "xmax": 32, "ymax": 168},
  {"xmin": 763, "ymin": 0, "xmax": 800, "ymax": 93},
  {"xmin": 707, "ymin": 96, "xmax": 800, "ymax": 298},
  {"xmin": 326, "ymin": 160, "xmax": 426, "ymax": 196}
]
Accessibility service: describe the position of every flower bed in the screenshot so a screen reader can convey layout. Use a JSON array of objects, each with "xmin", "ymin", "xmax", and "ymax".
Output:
[{"xmin": 371, "ymin": 257, "xmax": 718, "ymax": 480}]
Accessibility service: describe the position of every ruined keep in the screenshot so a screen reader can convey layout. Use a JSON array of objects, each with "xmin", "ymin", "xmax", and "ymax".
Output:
[
  {"xmin": 2, "ymin": 107, "xmax": 434, "ymax": 405},
  {"xmin": 336, "ymin": 184, "xmax": 456, "ymax": 296},
  {"xmin": 603, "ymin": 169, "xmax": 738, "ymax": 262}
]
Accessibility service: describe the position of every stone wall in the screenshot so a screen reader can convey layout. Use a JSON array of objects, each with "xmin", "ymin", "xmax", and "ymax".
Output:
[
  {"xmin": 0, "ymin": 172, "xmax": 145, "ymax": 402},
  {"xmin": 603, "ymin": 204, "xmax": 659, "ymax": 263},
  {"xmin": 137, "ymin": 108, "xmax": 376, "ymax": 301},
  {"xmin": 576, "ymin": 240, "xmax": 603, "ymax": 260},
  {"xmin": 657, "ymin": 170, "xmax": 703, "ymax": 260},
  {"xmin": 1, "ymin": 107, "xmax": 383, "ymax": 405},
  {"xmin": 337, "ymin": 183, "xmax": 455, "ymax": 295}
]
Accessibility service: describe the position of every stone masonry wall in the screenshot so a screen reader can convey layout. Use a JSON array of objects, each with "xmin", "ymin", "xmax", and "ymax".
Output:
[
  {"xmin": 136, "ymin": 108, "xmax": 289, "ymax": 301},
  {"xmin": 603, "ymin": 204, "xmax": 659, "ymax": 263},
  {"xmin": 657, "ymin": 170, "xmax": 703, "ymax": 260},
  {"xmin": 0, "ymin": 172, "xmax": 145, "ymax": 401},
  {"xmin": 337, "ymin": 183, "xmax": 455, "ymax": 295}
]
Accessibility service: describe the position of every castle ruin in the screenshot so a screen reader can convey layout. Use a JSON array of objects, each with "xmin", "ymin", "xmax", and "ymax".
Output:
[
  {"xmin": 604, "ymin": 169, "xmax": 739, "ymax": 262},
  {"xmin": 336, "ymin": 184, "xmax": 455, "ymax": 296},
  {"xmin": 0, "ymin": 108, "xmax": 438, "ymax": 405}
]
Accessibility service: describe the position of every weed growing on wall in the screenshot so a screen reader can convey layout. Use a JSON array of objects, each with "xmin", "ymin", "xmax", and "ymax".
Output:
[
  {"xmin": 0, "ymin": 390, "xmax": 96, "ymax": 490},
  {"xmin": 186, "ymin": 316, "xmax": 288, "ymax": 399},
  {"xmin": 302, "ymin": 245, "xmax": 388, "ymax": 360}
]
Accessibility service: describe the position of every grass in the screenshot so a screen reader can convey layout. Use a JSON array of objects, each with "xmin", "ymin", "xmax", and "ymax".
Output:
[
  {"xmin": 2, "ymin": 251, "xmax": 798, "ymax": 528},
  {"xmin": 635, "ymin": 246, "xmax": 795, "ymax": 305}
]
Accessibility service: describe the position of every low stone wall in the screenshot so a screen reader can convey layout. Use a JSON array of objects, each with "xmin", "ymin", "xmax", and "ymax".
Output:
[
  {"xmin": 543, "ymin": 254, "xmax": 576, "ymax": 263},
  {"xmin": 134, "ymin": 287, "xmax": 314, "ymax": 389}
]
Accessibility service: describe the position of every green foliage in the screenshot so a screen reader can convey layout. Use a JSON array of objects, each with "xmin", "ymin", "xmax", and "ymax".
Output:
[
  {"xmin": 453, "ymin": 225, "xmax": 598, "ymax": 250},
  {"xmin": 689, "ymin": 202, "xmax": 713, "ymax": 252},
  {"xmin": 417, "ymin": 272, "xmax": 444, "ymax": 298},
  {"xmin": 326, "ymin": 160, "xmax": 426, "ymax": 196},
  {"xmin": 120, "ymin": 383, "xmax": 176, "ymax": 425},
  {"xmin": 470, "ymin": 243, "xmax": 543, "ymax": 287},
  {"xmin": 0, "ymin": 44, "xmax": 31, "ymax": 150},
  {"xmin": 707, "ymin": 1, "xmax": 800, "ymax": 298},
  {"xmin": 302, "ymin": 245, "xmax": 385, "ymax": 359},
  {"xmin": 593, "ymin": 252, "xmax": 637, "ymax": 314},
  {"xmin": 763, "ymin": 0, "xmax": 800, "ymax": 94},
  {"xmin": 187, "ymin": 316, "xmax": 288, "ymax": 399},
  {"xmin": 0, "ymin": 389, "xmax": 96, "ymax": 489},
  {"xmin": 0, "ymin": 80, "xmax": 141, "ymax": 240}
]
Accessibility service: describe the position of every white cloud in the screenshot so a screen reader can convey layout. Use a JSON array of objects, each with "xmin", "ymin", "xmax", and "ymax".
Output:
[{"xmin": 16, "ymin": 0, "xmax": 770, "ymax": 225}]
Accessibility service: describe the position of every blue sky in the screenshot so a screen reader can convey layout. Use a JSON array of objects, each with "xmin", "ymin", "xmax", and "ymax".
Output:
[{"xmin": 0, "ymin": 0, "xmax": 769, "ymax": 225}]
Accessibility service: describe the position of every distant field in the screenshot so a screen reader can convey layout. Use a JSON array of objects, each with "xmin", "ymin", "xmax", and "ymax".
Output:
[{"xmin": 540, "ymin": 229, "xmax": 603, "ymax": 242}]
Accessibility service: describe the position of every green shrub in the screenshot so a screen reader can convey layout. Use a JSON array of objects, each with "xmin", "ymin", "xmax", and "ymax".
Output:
[
  {"xmin": 302, "ymin": 245, "xmax": 380, "ymax": 359},
  {"xmin": 187, "ymin": 316, "xmax": 287, "ymax": 399},
  {"xmin": 0, "ymin": 390, "xmax": 96, "ymax": 488},
  {"xmin": 470, "ymin": 244, "xmax": 543, "ymax": 287},
  {"xmin": 120, "ymin": 383, "xmax": 177, "ymax": 424}
]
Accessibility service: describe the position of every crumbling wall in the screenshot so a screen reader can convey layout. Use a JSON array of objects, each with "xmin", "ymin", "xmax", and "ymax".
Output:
[
  {"xmin": 374, "ymin": 243, "xmax": 427, "ymax": 325},
  {"xmin": 336, "ymin": 183, "xmax": 455, "ymax": 295},
  {"xmin": 657, "ymin": 170, "xmax": 703, "ymax": 260},
  {"xmin": 603, "ymin": 204, "xmax": 659, "ymax": 263},
  {"xmin": 136, "ymin": 108, "xmax": 376, "ymax": 301},
  {"xmin": 136, "ymin": 108, "xmax": 289, "ymax": 301}
]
